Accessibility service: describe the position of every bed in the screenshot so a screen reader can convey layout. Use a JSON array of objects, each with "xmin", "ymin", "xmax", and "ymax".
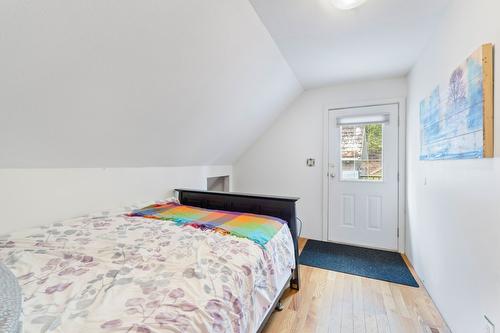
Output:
[{"xmin": 0, "ymin": 189, "xmax": 300, "ymax": 333}]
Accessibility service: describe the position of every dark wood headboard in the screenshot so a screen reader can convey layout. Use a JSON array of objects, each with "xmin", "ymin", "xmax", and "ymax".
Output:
[{"xmin": 175, "ymin": 188, "xmax": 300, "ymax": 290}]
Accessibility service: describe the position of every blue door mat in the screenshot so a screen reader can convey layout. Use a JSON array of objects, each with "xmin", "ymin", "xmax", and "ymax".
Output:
[{"xmin": 299, "ymin": 240, "xmax": 419, "ymax": 287}]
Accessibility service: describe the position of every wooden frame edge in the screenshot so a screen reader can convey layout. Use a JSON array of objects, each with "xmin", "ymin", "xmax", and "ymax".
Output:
[{"xmin": 482, "ymin": 43, "xmax": 494, "ymax": 158}]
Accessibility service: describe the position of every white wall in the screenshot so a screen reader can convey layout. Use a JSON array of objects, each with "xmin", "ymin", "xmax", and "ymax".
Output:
[
  {"xmin": 0, "ymin": 0, "xmax": 301, "ymax": 168},
  {"xmin": 0, "ymin": 0, "xmax": 296, "ymax": 240},
  {"xmin": 406, "ymin": 0, "xmax": 500, "ymax": 332},
  {"xmin": 0, "ymin": 166, "xmax": 231, "ymax": 234},
  {"xmin": 234, "ymin": 78, "xmax": 407, "ymax": 240}
]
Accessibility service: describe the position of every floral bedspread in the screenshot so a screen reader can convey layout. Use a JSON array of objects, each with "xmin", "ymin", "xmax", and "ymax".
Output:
[{"xmin": 0, "ymin": 204, "xmax": 295, "ymax": 333}]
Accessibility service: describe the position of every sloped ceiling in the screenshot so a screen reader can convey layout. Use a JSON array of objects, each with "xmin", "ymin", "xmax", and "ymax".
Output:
[
  {"xmin": 249, "ymin": 0, "xmax": 451, "ymax": 88},
  {"xmin": 0, "ymin": 0, "xmax": 302, "ymax": 168}
]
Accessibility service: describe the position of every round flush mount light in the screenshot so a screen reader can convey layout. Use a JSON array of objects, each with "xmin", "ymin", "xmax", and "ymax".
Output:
[{"xmin": 332, "ymin": 0, "xmax": 368, "ymax": 10}]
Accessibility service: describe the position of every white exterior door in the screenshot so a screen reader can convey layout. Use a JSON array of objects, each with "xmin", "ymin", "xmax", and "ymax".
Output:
[{"xmin": 328, "ymin": 104, "xmax": 399, "ymax": 250}]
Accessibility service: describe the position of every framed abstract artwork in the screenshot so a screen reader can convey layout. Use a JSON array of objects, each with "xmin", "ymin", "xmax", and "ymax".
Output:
[{"xmin": 420, "ymin": 43, "xmax": 494, "ymax": 160}]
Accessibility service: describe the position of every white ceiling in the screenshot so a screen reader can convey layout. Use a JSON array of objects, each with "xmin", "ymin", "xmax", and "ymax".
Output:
[
  {"xmin": 0, "ymin": 0, "xmax": 302, "ymax": 168},
  {"xmin": 249, "ymin": 0, "xmax": 451, "ymax": 88}
]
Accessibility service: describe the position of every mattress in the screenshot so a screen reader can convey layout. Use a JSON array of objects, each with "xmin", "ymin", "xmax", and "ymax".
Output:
[{"xmin": 0, "ymin": 203, "xmax": 295, "ymax": 333}]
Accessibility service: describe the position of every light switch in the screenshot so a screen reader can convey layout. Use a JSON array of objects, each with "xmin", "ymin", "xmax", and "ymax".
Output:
[{"xmin": 306, "ymin": 158, "xmax": 316, "ymax": 167}]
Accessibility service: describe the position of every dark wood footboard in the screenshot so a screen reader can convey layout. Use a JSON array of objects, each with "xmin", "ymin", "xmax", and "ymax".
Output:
[{"xmin": 175, "ymin": 188, "xmax": 300, "ymax": 290}]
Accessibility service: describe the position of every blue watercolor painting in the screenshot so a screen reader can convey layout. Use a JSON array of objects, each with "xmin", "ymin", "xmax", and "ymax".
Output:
[{"xmin": 420, "ymin": 48, "xmax": 485, "ymax": 160}]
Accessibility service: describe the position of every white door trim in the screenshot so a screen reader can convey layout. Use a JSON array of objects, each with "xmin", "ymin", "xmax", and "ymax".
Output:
[{"xmin": 322, "ymin": 97, "xmax": 406, "ymax": 253}]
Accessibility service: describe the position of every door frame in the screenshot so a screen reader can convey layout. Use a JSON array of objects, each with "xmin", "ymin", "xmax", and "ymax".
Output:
[{"xmin": 322, "ymin": 98, "xmax": 407, "ymax": 253}]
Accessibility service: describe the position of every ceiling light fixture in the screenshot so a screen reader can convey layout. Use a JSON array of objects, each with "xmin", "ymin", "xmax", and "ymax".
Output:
[{"xmin": 332, "ymin": 0, "xmax": 368, "ymax": 10}]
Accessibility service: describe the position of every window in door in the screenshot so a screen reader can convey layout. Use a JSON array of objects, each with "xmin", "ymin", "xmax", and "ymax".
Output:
[{"xmin": 340, "ymin": 123, "xmax": 384, "ymax": 181}]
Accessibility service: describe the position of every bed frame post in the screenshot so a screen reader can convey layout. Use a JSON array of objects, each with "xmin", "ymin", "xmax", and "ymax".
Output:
[
  {"xmin": 288, "ymin": 203, "xmax": 300, "ymax": 290},
  {"xmin": 175, "ymin": 189, "xmax": 300, "ymax": 290}
]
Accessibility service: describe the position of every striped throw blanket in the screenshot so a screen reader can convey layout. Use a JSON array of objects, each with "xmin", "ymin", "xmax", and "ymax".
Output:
[{"xmin": 128, "ymin": 202, "xmax": 286, "ymax": 246}]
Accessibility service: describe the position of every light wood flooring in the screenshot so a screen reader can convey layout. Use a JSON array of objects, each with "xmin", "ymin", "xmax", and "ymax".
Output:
[{"xmin": 262, "ymin": 238, "xmax": 450, "ymax": 333}]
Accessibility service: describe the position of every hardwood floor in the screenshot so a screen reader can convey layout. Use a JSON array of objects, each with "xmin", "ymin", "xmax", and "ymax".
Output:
[{"xmin": 262, "ymin": 238, "xmax": 450, "ymax": 333}]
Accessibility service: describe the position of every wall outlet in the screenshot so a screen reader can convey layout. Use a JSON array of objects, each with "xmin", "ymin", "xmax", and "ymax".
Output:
[{"xmin": 485, "ymin": 315, "xmax": 495, "ymax": 333}]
